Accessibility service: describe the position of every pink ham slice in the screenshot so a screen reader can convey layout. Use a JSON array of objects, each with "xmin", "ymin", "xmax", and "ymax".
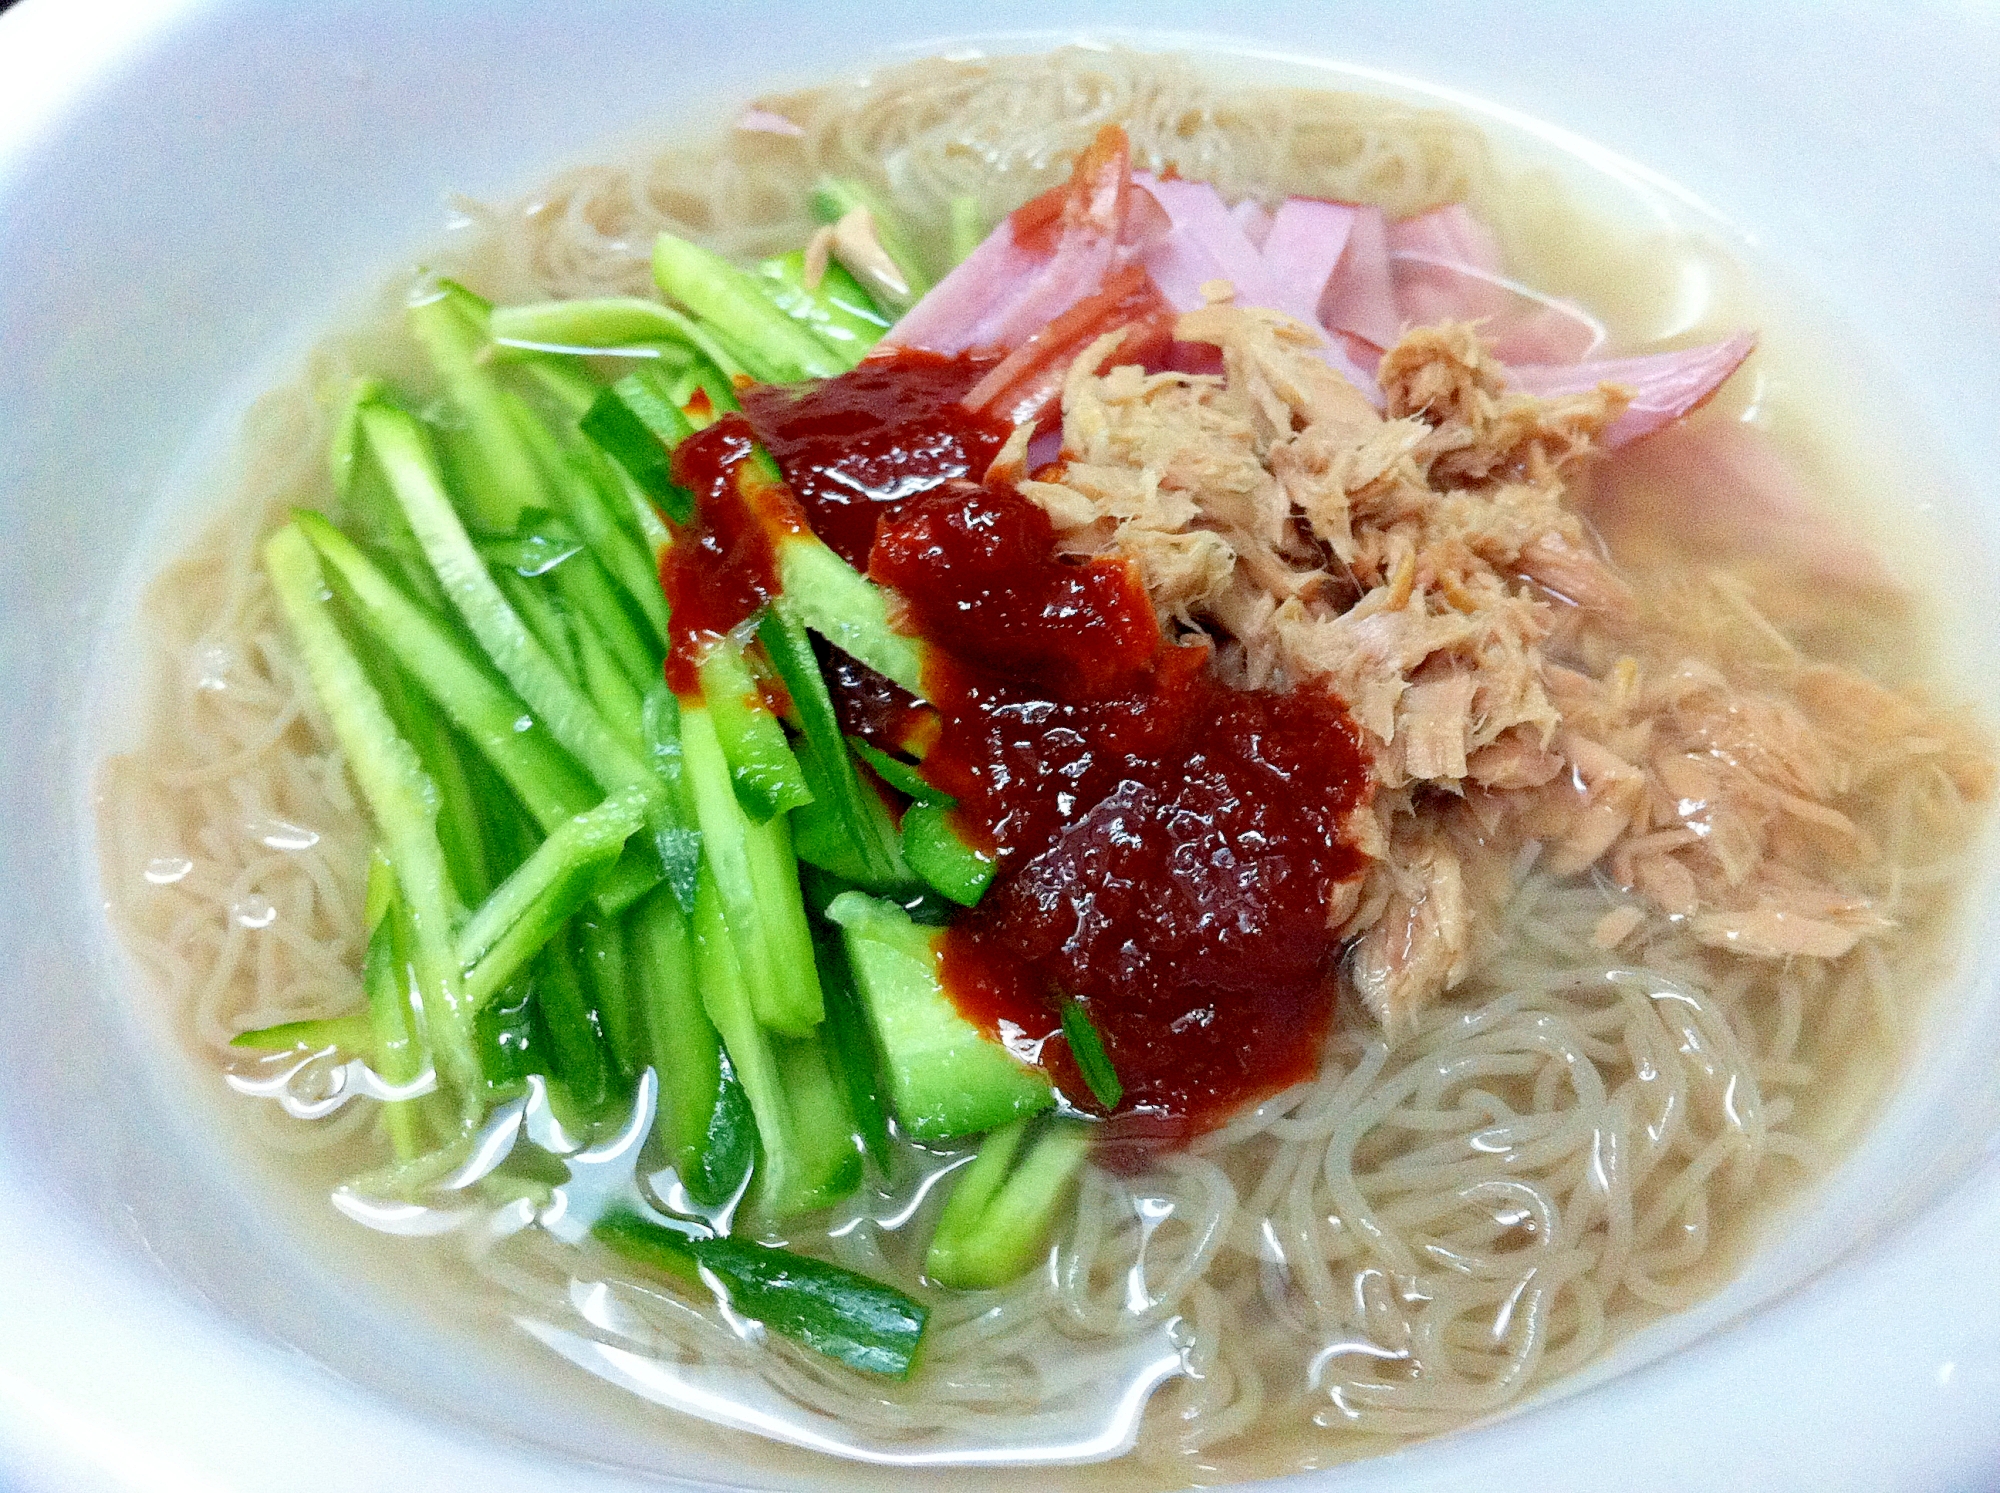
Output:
[
  {"xmin": 1259, "ymin": 197, "xmax": 1358, "ymax": 326},
  {"xmin": 888, "ymin": 150, "xmax": 1749, "ymax": 453},
  {"xmin": 1388, "ymin": 203, "xmax": 1503, "ymax": 273},
  {"xmin": 885, "ymin": 219, "xmax": 1049, "ymax": 354},
  {"xmin": 734, "ymin": 106, "xmax": 805, "ymax": 137},
  {"xmin": 1508, "ymin": 335, "xmax": 1757, "ymax": 448},
  {"xmin": 1230, "ymin": 198, "xmax": 1273, "ymax": 249},
  {"xmin": 1388, "ymin": 205, "xmax": 1602, "ymax": 365},
  {"xmin": 1321, "ymin": 205, "xmax": 1400, "ymax": 354},
  {"xmin": 1132, "ymin": 173, "xmax": 1281, "ymax": 311},
  {"xmin": 887, "ymin": 127, "xmax": 1159, "ymax": 356},
  {"xmin": 1580, "ymin": 418, "xmax": 1891, "ymax": 592}
]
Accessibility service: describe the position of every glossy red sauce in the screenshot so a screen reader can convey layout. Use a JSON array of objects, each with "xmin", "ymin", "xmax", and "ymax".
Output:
[
  {"xmin": 678, "ymin": 350, "xmax": 1373, "ymax": 1152},
  {"xmin": 870, "ymin": 483, "xmax": 1369, "ymax": 1153},
  {"xmin": 661, "ymin": 415, "xmax": 796, "ymax": 692},
  {"xmin": 822, "ymin": 648, "xmax": 934, "ymax": 757},
  {"xmin": 741, "ymin": 352, "xmax": 1009, "ymax": 571}
]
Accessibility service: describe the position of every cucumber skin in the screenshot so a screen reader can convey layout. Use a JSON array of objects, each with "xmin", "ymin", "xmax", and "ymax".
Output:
[{"xmin": 824, "ymin": 892, "xmax": 1051, "ymax": 1142}]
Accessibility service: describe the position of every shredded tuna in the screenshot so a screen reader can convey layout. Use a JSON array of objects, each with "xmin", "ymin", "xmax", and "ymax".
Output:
[{"xmin": 1009, "ymin": 302, "xmax": 1991, "ymax": 1029}]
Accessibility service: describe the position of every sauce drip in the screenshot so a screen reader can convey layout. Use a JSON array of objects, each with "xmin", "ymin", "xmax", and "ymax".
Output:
[
  {"xmin": 742, "ymin": 351, "xmax": 1009, "ymax": 570},
  {"xmin": 740, "ymin": 350, "xmax": 1373, "ymax": 1151},
  {"xmin": 662, "ymin": 415, "xmax": 792, "ymax": 692}
]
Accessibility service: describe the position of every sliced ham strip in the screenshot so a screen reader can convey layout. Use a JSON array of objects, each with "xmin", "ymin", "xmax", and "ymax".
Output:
[
  {"xmin": 1391, "ymin": 255, "xmax": 1605, "ymax": 364},
  {"xmin": 973, "ymin": 216, "xmax": 1120, "ymax": 350},
  {"xmin": 1387, "ymin": 203, "xmax": 1503, "ymax": 274},
  {"xmin": 962, "ymin": 262, "xmax": 1173, "ymax": 429},
  {"xmin": 1133, "ymin": 173, "xmax": 1281, "ymax": 311},
  {"xmin": 888, "ymin": 125, "xmax": 1152, "ymax": 357},
  {"xmin": 1385, "ymin": 204, "xmax": 1601, "ymax": 363},
  {"xmin": 1230, "ymin": 198, "xmax": 1273, "ymax": 249},
  {"xmin": 1579, "ymin": 418, "xmax": 1892, "ymax": 593},
  {"xmin": 1507, "ymin": 334, "xmax": 1756, "ymax": 448},
  {"xmin": 1258, "ymin": 197, "xmax": 1359, "ymax": 326},
  {"xmin": 1321, "ymin": 205, "xmax": 1400, "ymax": 353},
  {"xmin": 884, "ymin": 218, "xmax": 1048, "ymax": 354},
  {"xmin": 735, "ymin": 106, "xmax": 805, "ymax": 137}
]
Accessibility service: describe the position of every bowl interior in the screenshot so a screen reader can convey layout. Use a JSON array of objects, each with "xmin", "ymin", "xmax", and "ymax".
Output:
[{"xmin": 6, "ymin": 4, "xmax": 2000, "ymax": 1489}]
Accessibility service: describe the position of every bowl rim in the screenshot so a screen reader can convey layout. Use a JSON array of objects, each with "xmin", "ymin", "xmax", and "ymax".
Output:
[{"xmin": 7, "ymin": 2, "xmax": 2000, "ymax": 1489}]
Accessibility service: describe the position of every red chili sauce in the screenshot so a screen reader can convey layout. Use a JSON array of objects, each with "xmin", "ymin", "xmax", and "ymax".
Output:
[
  {"xmin": 662, "ymin": 416, "xmax": 791, "ymax": 693},
  {"xmin": 741, "ymin": 351, "xmax": 1008, "ymax": 571},
  {"xmin": 731, "ymin": 352, "xmax": 1372, "ymax": 1152}
]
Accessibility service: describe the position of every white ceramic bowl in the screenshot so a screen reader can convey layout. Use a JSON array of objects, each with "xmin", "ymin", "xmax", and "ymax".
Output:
[{"xmin": 7, "ymin": 2, "xmax": 2000, "ymax": 1488}]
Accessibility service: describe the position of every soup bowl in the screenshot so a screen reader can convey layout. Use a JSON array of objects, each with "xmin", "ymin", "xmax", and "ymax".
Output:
[{"xmin": 4, "ymin": 1, "xmax": 2000, "ymax": 1488}]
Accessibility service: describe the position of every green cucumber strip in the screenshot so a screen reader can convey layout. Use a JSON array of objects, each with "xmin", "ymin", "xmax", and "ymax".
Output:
[
  {"xmin": 814, "ymin": 933, "xmax": 892, "ymax": 1171},
  {"xmin": 576, "ymin": 618, "xmax": 647, "ymax": 756},
  {"xmin": 925, "ymin": 1117, "xmax": 1091, "ymax": 1291},
  {"xmin": 491, "ymin": 563, "xmax": 578, "ymax": 683},
  {"xmin": 359, "ymin": 401, "xmax": 667, "ymax": 810},
  {"xmin": 471, "ymin": 810, "xmax": 549, "ymax": 1099},
  {"xmin": 1059, "ymin": 996, "xmax": 1124, "ymax": 1110},
  {"xmin": 901, "ymin": 801, "xmax": 996, "ymax": 907},
  {"xmin": 409, "ymin": 282, "xmax": 546, "ymax": 530},
  {"xmin": 679, "ymin": 701, "xmax": 824, "ymax": 1036},
  {"xmin": 672, "ymin": 363, "xmax": 741, "ymax": 423},
  {"xmin": 690, "ymin": 866, "xmax": 853, "ymax": 1217},
  {"xmin": 458, "ymin": 787, "xmax": 649, "ymax": 1010},
  {"xmin": 264, "ymin": 524, "xmax": 478, "ymax": 1098},
  {"xmin": 511, "ymin": 354, "xmax": 608, "ymax": 419},
  {"xmin": 697, "ymin": 636, "xmax": 814, "ymax": 823},
  {"xmin": 606, "ymin": 454, "xmax": 674, "ymax": 569},
  {"xmin": 332, "ymin": 379, "xmax": 449, "ymax": 609},
  {"xmin": 789, "ymin": 734, "xmax": 913, "ymax": 888},
  {"xmin": 761, "ymin": 605, "xmax": 908, "ymax": 890},
  {"xmin": 699, "ymin": 1053, "xmax": 759, "ymax": 1209},
  {"xmin": 298, "ymin": 515, "xmax": 602, "ymax": 831},
  {"xmin": 594, "ymin": 841, "xmax": 672, "ymax": 917},
  {"xmin": 328, "ymin": 374, "xmax": 388, "ymax": 498},
  {"xmin": 592, "ymin": 1210, "xmax": 927, "ymax": 1377},
  {"xmin": 504, "ymin": 389, "xmax": 671, "ymax": 649},
  {"xmin": 477, "ymin": 529, "xmax": 583, "ymax": 577},
  {"xmin": 490, "ymin": 297, "xmax": 703, "ymax": 350},
  {"xmin": 640, "ymin": 683, "xmax": 703, "ymax": 915},
  {"xmin": 775, "ymin": 537, "xmax": 926, "ymax": 697},
  {"xmin": 582, "ymin": 374, "xmax": 696, "ymax": 525},
  {"xmin": 743, "ymin": 809, "xmax": 828, "ymax": 1034},
  {"xmin": 849, "ymin": 738, "xmax": 947, "ymax": 806},
  {"xmin": 627, "ymin": 885, "xmax": 751, "ymax": 1205},
  {"xmin": 361, "ymin": 639, "xmax": 493, "ymax": 907},
  {"xmin": 551, "ymin": 548, "xmax": 658, "ymax": 700},
  {"xmin": 948, "ymin": 196, "xmax": 986, "ymax": 268},
  {"xmin": 752, "ymin": 252, "xmax": 886, "ymax": 368},
  {"xmin": 682, "ymin": 431, "xmax": 927, "ymax": 712},
  {"xmin": 534, "ymin": 926, "xmax": 618, "ymax": 1122},
  {"xmin": 651, "ymin": 233, "xmax": 848, "ymax": 384},
  {"xmin": 492, "ymin": 297, "xmax": 748, "ymax": 381},
  {"xmin": 228, "ymin": 1013, "xmax": 373, "ymax": 1051},
  {"xmin": 824, "ymin": 892, "xmax": 1051, "ymax": 1141},
  {"xmin": 811, "ymin": 177, "xmax": 934, "ymax": 307},
  {"xmin": 475, "ymin": 976, "xmax": 541, "ymax": 1101},
  {"xmin": 576, "ymin": 907, "xmax": 637, "ymax": 1084},
  {"xmin": 770, "ymin": 1026, "xmax": 865, "ymax": 1214},
  {"xmin": 364, "ymin": 852, "xmax": 429, "ymax": 1159}
]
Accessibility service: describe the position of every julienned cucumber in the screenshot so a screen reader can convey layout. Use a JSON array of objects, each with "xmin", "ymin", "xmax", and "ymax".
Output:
[
  {"xmin": 925, "ymin": 1116, "xmax": 1091, "ymax": 1290},
  {"xmin": 823, "ymin": 891, "xmax": 1051, "ymax": 1141}
]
